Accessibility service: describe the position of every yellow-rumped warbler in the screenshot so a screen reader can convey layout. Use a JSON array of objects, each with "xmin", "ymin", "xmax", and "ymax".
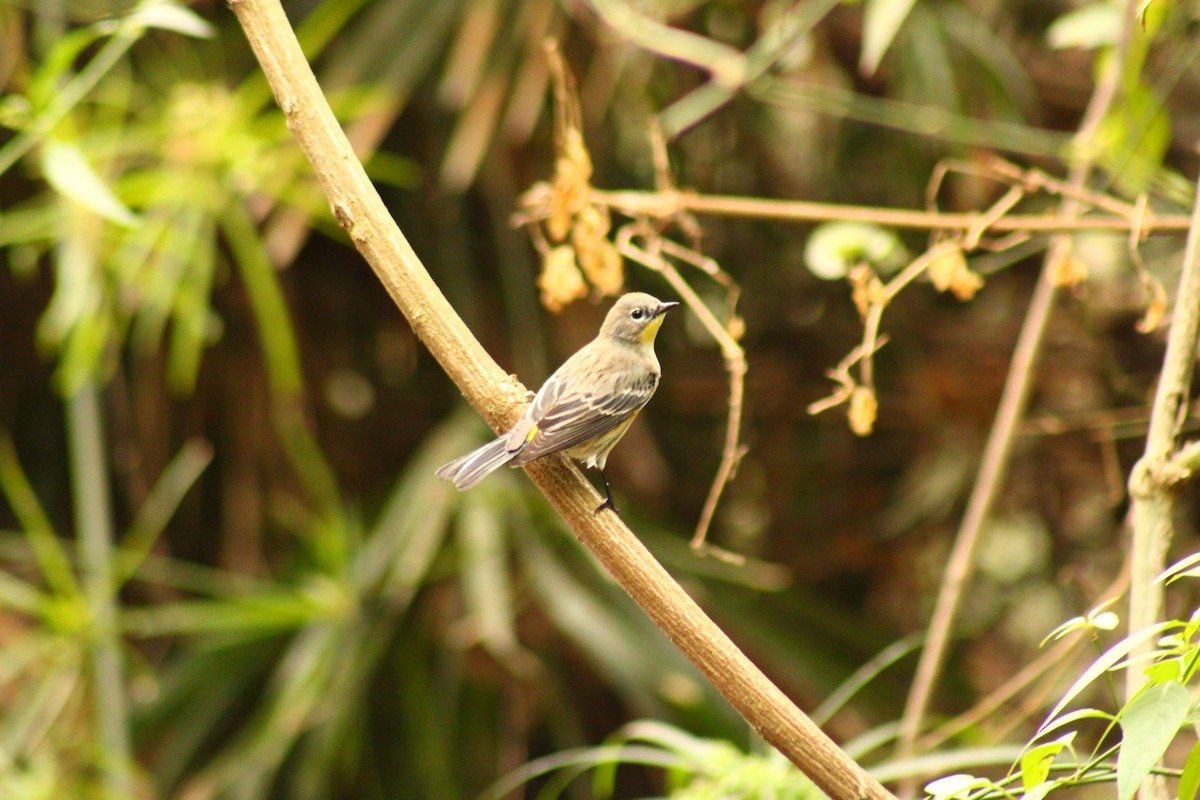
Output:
[{"xmin": 436, "ymin": 292, "xmax": 678, "ymax": 513}]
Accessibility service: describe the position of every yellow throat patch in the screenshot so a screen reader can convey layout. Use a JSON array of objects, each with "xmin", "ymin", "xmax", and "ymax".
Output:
[{"xmin": 638, "ymin": 314, "xmax": 666, "ymax": 343}]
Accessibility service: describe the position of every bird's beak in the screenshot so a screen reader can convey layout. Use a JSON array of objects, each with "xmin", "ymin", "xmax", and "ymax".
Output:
[{"xmin": 655, "ymin": 301, "xmax": 680, "ymax": 317}]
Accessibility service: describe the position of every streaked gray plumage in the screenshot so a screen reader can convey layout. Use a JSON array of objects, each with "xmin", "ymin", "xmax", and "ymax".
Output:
[{"xmin": 436, "ymin": 292, "xmax": 678, "ymax": 512}]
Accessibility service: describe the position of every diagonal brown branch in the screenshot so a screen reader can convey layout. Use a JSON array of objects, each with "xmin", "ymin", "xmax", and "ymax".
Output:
[{"xmin": 228, "ymin": 2, "xmax": 895, "ymax": 798}]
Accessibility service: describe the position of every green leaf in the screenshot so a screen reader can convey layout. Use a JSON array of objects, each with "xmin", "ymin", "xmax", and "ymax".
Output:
[
  {"xmin": 1179, "ymin": 739, "xmax": 1200, "ymax": 800},
  {"xmin": 1157, "ymin": 552, "xmax": 1200, "ymax": 584},
  {"xmin": 0, "ymin": 205, "xmax": 64, "ymax": 247},
  {"xmin": 1094, "ymin": 80, "xmax": 1171, "ymax": 197},
  {"xmin": 860, "ymin": 0, "xmax": 917, "ymax": 76},
  {"xmin": 0, "ymin": 570, "xmax": 44, "ymax": 616},
  {"xmin": 1041, "ymin": 597, "xmax": 1121, "ymax": 645},
  {"xmin": 1023, "ymin": 779, "xmax": 1062, "ymax": 800},
  {"xmin": 121, "ymin": 588, "xmax": 341, "ymax": 637},
  {"xmin": 1143, "ymin": 659, "xmax": 1182, "ymax": 683},
  {"xmin": 27, "ymin": 27, "xmax": 107, "ymax": 110},
  {"xmin": 923, "ymin": 773, "xmax": 990, "ymax": 800},
  {"xmin": 41, "ymin": 141, "xmax": 139, "ymax": 228},
  {"xmin": 1036, "ymin": 707, "xmax": 1115, "ymax": 740},
  {"xmin": 1117, "ymin": 681, "xmax": 1191, "ymax": 800},
  {"xmin": 1040, "ymin": 623, "xmax": 1173, "ymax": 732},
  {"xmin": 1047, "ymin": 3, "xmax": 1120, "ymax": 50},
  {"xmin": 804, "ymin": 221, "xmax": 907, "ymax": 280},
  {"xmin": 1020, "ymin": 732, "xmax": 1075, "ymax": 791},
  {"xmin": 0, "ymin": 436, "xmax": 78, "ymax": 599},
  {"xmin": 127, "ymin": 0, "xmax": 215, "ymax": 38}
]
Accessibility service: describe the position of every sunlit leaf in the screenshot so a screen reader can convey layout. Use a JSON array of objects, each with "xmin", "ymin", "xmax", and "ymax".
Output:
[
  {"xmin": 41, "ymin": 141, "xmax": 138, "ymax": 228},
  {"xmin": 860, "ymin": 0, "xmax": 917, "ymax": 76},
  {"xmin": 924, "ymin": 773, "xmax": 991, "ymax": 800},
  {"xmin": 1035, "ymin": 707, "xmax": 1115, "ymax": 740},
  {"xmin": 1047, "ymin": 3, "xmax": 1120, "ymax": 50},
  {"xmin": 1179, "ymin": 739, "xmax": 1200, "ymax": 800},
  {"xmin": 1157, "ymin": 552, "xmax": 1200, "ymax": 584},
  {"xmin": 0, "ymin": 205, "xmax": 64, "ymax": 247},
  {"xmin": 481, "ymin": 744, "xmax": 685, "ymax": 800},
  {"xmin": 0, "ymin": 436, "xmax": 78, "ymax": 599},
  {"xmin": 1043, "ymin": 597, "xmax": 1122, "ymax": 645},
  {"xmin": 0, "ymin": 94, "xmax": 33, "ymax": 131},
  {"xmin": 1040, "ymin": 623, "xmax": 1172, "ymax": 732},
  {"xmin": 127, "ymin": 0, "xmax": 216, "ymax": 38},
  {"xmin": 1117, "ymin": 681, "xmax": 1190, "ymax": 800},
  {"xmin": 0, "ymin": 570, "xmax": 44, "ymax": 616},
  {"xmin": 1023, "ymin": 780, "xmax": 1063, "ymax": 800},
  {"xmin": 116, "ymin": 438, "xmax": 214, "ymax": 586},
  {"xmin": 1020, "ymin": 732, "xmax": 1075, "ymax": 791},
  {"xmin": 1142, "ymin": 659, "xmax": 1182, "ymax": 684}
]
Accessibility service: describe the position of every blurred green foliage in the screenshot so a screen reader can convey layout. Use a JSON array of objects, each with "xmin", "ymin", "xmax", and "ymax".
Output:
[{"xmin": 0, "ymin": 0, "xmax": 1199, "ymax": 798}]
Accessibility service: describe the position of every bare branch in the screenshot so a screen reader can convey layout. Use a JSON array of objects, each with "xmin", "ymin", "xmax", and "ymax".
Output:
[
  {"xmin": 1125, "ymin": 173, "xmax": 1200, "ymax": 713},
  {"xmin": 615, "ymin": 229, "xmax": 748, "ymax": 553},
  {"xmin": 228, "ymin": 3, "xmax": 894, "ymax": 798},
  {"xmin": 894, "ymin": 0, "xmax": 1145, "ymax": 786},
  {"xmin": 593, "ymin": 187, "xmax": 1193, "ymax": 234}
]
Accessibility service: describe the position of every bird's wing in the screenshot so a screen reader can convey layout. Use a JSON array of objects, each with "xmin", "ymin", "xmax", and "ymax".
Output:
[
  {"xmin": 512, "ymin": 372, "xmax": 659, "ymax": 464},
  {"xmin": 504, "ymin": 368, "xmax": 566, "ymax": 452}
]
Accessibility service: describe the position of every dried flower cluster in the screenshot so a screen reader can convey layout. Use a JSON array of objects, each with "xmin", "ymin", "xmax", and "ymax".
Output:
[{"xmin": 519, "ymin": 127, "xmax": 624, "ymax": 312}]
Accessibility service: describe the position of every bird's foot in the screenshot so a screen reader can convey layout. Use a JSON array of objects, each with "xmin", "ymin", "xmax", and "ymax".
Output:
[
  {"xmin": 595, "ymin": 491, "xmax": 624, "ymax": 515},
  {"xmin": 593, "ymin": 495, "xmax": 620, "ymax": 517},
  {"xmin": 592, "ymin": 470, "xmax": 622, "ymax": 517}
]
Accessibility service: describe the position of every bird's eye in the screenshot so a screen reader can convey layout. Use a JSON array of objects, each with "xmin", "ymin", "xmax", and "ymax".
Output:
[{"xmin": 631, "ymin": 308, "xmax": 645, "ymax": 320}]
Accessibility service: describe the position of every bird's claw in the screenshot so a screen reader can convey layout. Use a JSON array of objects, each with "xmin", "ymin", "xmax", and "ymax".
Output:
[{"xmin": 593, "ymin": 496, "xmax": 620, "ymax": 517}]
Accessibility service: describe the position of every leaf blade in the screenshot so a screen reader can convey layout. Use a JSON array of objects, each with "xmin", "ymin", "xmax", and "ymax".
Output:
[
  {"xmin": 1040, "ymin": 623, "xmax": 1173, "ymax": 732},
  {"xmin": 41, "ymin": 140, "xmax": 139, "ymax": 228},
  {"xmin": 860, "ymin": 0, "xmax": 918, "ymax": 76},
  {"xmin": 1117, "ymin": 681, "xmax": 1190, "ymax": 800}
]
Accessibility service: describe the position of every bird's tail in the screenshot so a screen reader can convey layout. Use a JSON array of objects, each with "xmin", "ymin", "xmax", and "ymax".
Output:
[{"xmin": 435, "ymin": 436, "xmax": 515, "ymax": 490}]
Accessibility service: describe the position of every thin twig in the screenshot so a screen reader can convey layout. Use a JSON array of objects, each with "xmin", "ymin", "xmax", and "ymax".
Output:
[
  {"xmin": 592, "ymin": 189, "xmax": 1193, "ymax": 234},
  {"xmin": 522, "ymin": 55, "xmax": 749, "ymax": 554},
  {"xmin": 916, "ymin": 633, "xmax": 1083, "ymax": 752},
  {"xmin": 615, "ymin": 230, "xmax": 748, "ymax": 555},
  {"xmin": 896, "ymin": 252, "xmax": 1061, "ymax": 779},
  {"xmin": 986, "ymin": 159, "xmax": 1141, "ymax": 220},
  {"xmin": 228, "ymin": 4, "xmax": 894, "ymax": 798},
  {"xmin": 870, "ymin": 243, "xmax": 961, "ymax": 376},
  {"xmin": 806, "ymin": 336, "xmax": 890, "ymax": 416},
  {"xmin": 917, "ymin": 576, "xmax": 1128, "ymax": 752},
  {"xmin": 893, "ymin": 0, "xmax": 1142, "ymax": 788},
  {"xmin": 1126, "ymin": 193, "xmax": 1168, "ymax": 332}
]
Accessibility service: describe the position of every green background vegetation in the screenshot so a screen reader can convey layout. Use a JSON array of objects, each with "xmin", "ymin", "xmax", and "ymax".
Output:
[{"xmin": 2, "ymin": 0, "xmax": 1200, "ymax": 798}]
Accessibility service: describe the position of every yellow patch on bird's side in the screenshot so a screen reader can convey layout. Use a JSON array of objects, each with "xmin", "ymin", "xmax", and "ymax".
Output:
[
  {"xmin": 638, "ymin": 315, "xmax": 666, "ymax": 343},
  {"xmin": 524, "ymin": 424, "xmax": 539, "ymax": 443}
]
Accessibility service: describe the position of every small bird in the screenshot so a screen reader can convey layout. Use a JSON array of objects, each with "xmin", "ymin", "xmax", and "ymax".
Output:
[{"xmin": 436, "ymin": 292, "xmax": 678, "ymax": 514}]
